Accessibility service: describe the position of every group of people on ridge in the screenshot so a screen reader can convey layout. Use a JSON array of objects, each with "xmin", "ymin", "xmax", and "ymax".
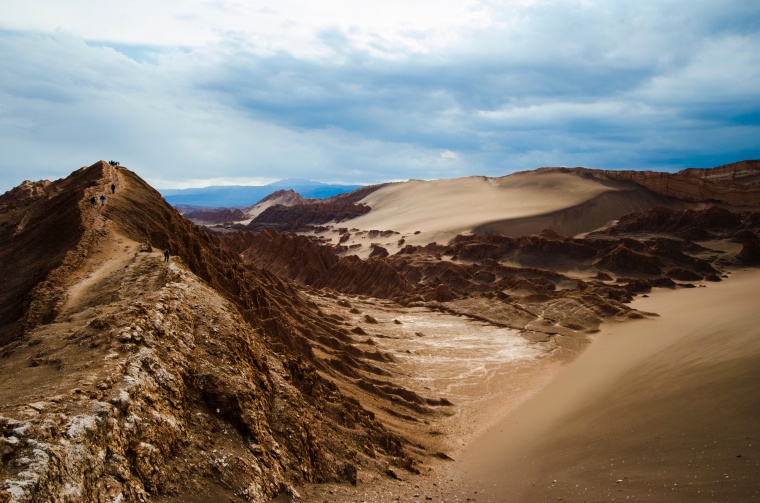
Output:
[
  {"xmin": 90, "ymin": 183, "xmax": 117, "ymax": 207},
  {"xmin": 88, "ymin": 181, "xmax": 171, "ymax": 264}
]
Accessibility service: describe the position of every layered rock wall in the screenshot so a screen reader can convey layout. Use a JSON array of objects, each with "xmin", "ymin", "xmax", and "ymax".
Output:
[{"xmin": 546, "ymin": 160, "xmax": 760, "ymax": 207}]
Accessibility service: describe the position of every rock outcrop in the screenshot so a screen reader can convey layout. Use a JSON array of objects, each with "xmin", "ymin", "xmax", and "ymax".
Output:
[
  {"xmin": 182, "ymin": 207, "xmax": 246, "ymax": 223},
  {"xmin": 0, "ymin": 162, "xmax": 412, "ymax": 502},
  {"xmin": 602, "ymin": 206, "xmax": 750, "ymax": 237},
  {"xmin": 249, "ymin": 201, "xmax": 371, "ymax": 227},
  {"xmin": 0, "ymin": 167, "xmax": 98, "ymax": 346},
  {"xmin": 542, "ymin": 160, "xmax": 760, "ymax": 207}
]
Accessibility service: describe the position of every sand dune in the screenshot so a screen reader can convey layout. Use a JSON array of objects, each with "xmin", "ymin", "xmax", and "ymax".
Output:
[
  {"xmin": 354, "ymin": 172, "xmax": 612, "ymax": 236},
  {"xmin": 457, "ymin": 268, "xmax": 760, "ymax": 502},
  {"xmin": 473, "ymin": 187, "xmax": 675, "ymax": 238},
  {"xmin": 345, "ymin": 170, "xmax": 680, "ymax": 251}
]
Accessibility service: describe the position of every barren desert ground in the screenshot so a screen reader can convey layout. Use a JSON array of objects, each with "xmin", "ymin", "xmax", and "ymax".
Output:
[
  {"xmin": 298, "ymin": 268, "xmax": 760, "ymax": 502},
  {"xmin": 2, "ymin": 161, "xmax": 759, "ymax": 502}
]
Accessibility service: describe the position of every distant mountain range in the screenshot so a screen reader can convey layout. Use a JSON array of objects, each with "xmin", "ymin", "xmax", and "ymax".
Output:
[{"xmin": 159, "ymin": 178, "xmax": 364, "ymax": 208}]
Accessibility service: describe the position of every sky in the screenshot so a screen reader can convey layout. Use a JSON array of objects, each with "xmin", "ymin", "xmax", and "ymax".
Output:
[{"xmin": 1, "ymin": 0, "xmax": 759, "ymax": 193}]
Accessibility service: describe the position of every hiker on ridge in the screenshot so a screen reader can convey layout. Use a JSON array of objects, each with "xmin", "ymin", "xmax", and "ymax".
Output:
[
  {"xmin": 111, "ymin": 183, "xmax": 116, "ymax": 194},
  {"xmin": 164, "ymin": 249, "xmax": 170, "ymax": 262},
  {"xmin": 100, "ymin": 195, "xmax": 106, "ymax": 206},
  {"xmin": 90, "ymin": 196, "xmax": 96, "ymax": 206}
]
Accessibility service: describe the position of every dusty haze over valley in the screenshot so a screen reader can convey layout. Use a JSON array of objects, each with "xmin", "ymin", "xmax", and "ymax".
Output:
[{"xmin": 1, "ymin": 160, "xmax": 759, "ymax": 502}]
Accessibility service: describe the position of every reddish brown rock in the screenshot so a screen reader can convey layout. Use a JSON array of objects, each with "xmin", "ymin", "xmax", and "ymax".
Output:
[
  {"xmin": 593, "ymin": 244, "xmax": 663, "ymax": 275},
  {"xmin": 738, "ymin": 239, "xmax": 760, "ymax": 265},
  {"xmin": 551, "ymin": 160, "xmax": 760, "ymax": 207},
  {"xmin": 183, "ymin": 207, "xmax": 246, "ymax": 223},
  {"xmin": 370, "ymin": 244, "xmax": 390, "ymax": 258},
  {"xmin": 0, "ymin": 162, "xmax": 411, "ymax": 502}
]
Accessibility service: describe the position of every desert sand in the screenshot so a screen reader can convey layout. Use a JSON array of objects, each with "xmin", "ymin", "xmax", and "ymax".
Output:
[
  {"xmin": 299, "ymin": 268, "xmax": 760, "ymax": 502},
  {"xmin": 353, "ymin": 174, "xmax": 606, "ymax": 234},
  {"xmin": 454, "ymin": 267, "xmax": 760, "ymax": 502},
  {"xmin": 332, "ymin": 170, "xmax": 672, "ymax": 255}
]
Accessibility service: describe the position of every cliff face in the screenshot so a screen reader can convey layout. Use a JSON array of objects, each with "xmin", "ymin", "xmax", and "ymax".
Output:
[
  {"xmin": 182, "ymin": 207, "xmax": 246, "ymax": 223},
  {"xmin": 0, "ymin": 166, "xmax": 101, "ymax": 346},
  {"xmin": 679, "ymin": 160, "xmax": 760, "ymax": 184},
  {"xmin": 0, "ymin": 162, "xmax": 410, "ymax": 502},
  {"xmin": 248, "ymin": 201, "xmax": 371, "ymax": 226},
  {"xmin": 238, "ymin": 230, "xmax": 340, "ymax": 285},
  {"xmin": 549, "ymin": 160, "xmax": 760, "ymax": 207}
]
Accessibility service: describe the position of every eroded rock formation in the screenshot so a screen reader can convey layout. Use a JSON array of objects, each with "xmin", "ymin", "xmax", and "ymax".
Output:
[
  {"xmin": 182, "ymin": 207, "xmax": 246, "ymax": 223},
  {"xmin": 546, "ymin": 160, "xmax": 760, "ymax": 207},
  {"xmin": 0, "ymin": 162, "xmax": 413, "ymax": 502}
]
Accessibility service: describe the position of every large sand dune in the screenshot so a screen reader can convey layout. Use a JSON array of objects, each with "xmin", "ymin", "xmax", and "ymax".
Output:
[
  {"xmin": 457, "ymin": 268, "xmax": 760, "ymax": 501},
  {"xmin": 345, "ymin": 170, "xmax": 679, "ymax": 250}
]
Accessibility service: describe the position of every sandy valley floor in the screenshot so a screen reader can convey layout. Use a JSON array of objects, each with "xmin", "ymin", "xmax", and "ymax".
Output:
[{"xmin": 298, "ymin": 268, "xmax": 760, "ymax": 502}]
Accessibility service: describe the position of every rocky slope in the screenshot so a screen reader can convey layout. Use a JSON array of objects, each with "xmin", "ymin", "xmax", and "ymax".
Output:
[
  {"xmin": 0, "ymin": 171, "xmax": 96, "ymax": 347},
  {"xmin": 247, "ymin": 201, "xmax": 372, "ymax": 227},
  {"xmin": 219, "ymin": 163, "xmax": 760, "ymax": 343},
  {"xmin": 181, "ymin": 207, "xmax": 246, "ymax": 224},
  {"xmin": 0, "ymin": 162, "xmax": 415, "ymax": 502},
  {"xmin": 558, "ymin": 159, "xmax": 760, "ymax": 207}
]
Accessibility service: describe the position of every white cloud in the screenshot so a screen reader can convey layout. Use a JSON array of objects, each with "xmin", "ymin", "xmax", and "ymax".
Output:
[
  {"xmin": 1, "ymin": 0, "xmax": 759, "ymax": 193},
  {"xmin": 636, "ymin": 35, "xmax": 760, "ymax": 104},
  {"xmin": 0, "ymin": 0, "xmax": 498, "ymax": 56},
  {"xmin": 440, "ymin": 150, "xmax": 460, "ymax": 161}
]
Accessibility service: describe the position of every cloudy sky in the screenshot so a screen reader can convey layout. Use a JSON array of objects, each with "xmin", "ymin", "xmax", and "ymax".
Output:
[{"xmin": 1, "ymin": 0, "xmax": 759, "ymax": 193}]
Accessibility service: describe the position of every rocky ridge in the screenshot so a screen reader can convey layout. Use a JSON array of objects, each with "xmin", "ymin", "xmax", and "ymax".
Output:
[
  {"xmin": 548, "ymin": 159, "xmax": 760, "ymax": 207},
  {"xmin": 181, "ymin": 207, "xmax": 246, "ymax": 224},
  {"xmin": 247, "ymin": 201, "xmax": 372, "ymax": 227},
  {"xmin": 0, "ymin": 162, "xmax": 414, "ymax": 502}
]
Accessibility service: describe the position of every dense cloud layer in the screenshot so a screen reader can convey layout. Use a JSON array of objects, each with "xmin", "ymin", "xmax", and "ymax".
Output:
[{"xmin": 1, "ymin": 0, "xmax": 759, "ymax": 192}]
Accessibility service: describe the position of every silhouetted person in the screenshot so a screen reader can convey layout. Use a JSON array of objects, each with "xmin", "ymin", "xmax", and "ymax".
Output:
[
  {"xmin": 100, "ymin": 194, "xmax": 106, "ymax": 206},
  {"xmin": 90, "ymin": 196, "xmax": 96, "ymax": 206},
  {"xmin": 163, "ymin": 249, "xmax": 170, "ymax": 262},
  {"xmin": 111, "ymin": 183, "xmax": 116, "ymax": 194}
]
